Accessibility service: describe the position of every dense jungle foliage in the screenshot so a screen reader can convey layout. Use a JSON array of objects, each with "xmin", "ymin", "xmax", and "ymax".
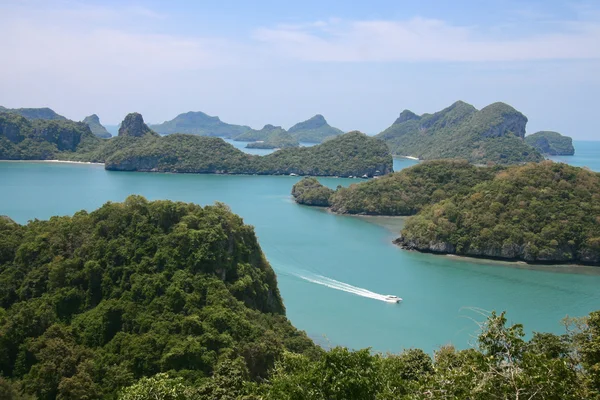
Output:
[
  {"xmin": 2, "ymin": 199, "xmax": 600, "ymax": 399},
  {"xmin": 0, "ymin": 197, "xmax": 317, "ymax": 399},
  {"xmin": 103, "ymin": 130, "xmax": 392, "ymax": 177},
  {"xmin": 291, "ymin": 177, "xmax": 334, "ymax": 206},
  {"xmin": 525, "ymin": 131, "xmax": 575, "ymax": 156},
  {"xmin": 376, "ymin": 101, "xmax": 544, "ymax": 165},
  {"xmin": 399, "ymin": 162, "xmax": 600, "ymax": 264},
  {"xmin": 0, "ymin": 106, "xmax": 67, "ymax": 121},
  {"xmin": 328, "ymin": 160, "xmax": 499, "ymax": 215}
]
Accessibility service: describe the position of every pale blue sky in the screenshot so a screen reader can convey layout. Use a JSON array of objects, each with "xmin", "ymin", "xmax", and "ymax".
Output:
[{"xmin": 0, "ymin": 0, "xmax": 599, "ymax": 139}]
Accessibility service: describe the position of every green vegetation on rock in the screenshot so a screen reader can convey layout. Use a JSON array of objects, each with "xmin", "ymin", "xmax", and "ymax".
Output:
[
  {"xmin": 0, "ymin": 106, "xmax": 67, "ymax": 121},
  {"xmin": 0, "ymin": 112, "xmax": 100, "ymax": 160},
  {"xmin": 329, "ymin": 160, "xmax": 499, "ymax": 215},
  {"xmin": 398, "ymin": 162, "xmax": 600, "ymax": 264},
  {"xmin": 377, "ymin": 101, "xmax": 544, "ymax": 165},
  {"xmin": 288, "ymin": 114, "xmax": 343, "ymax": 143},
  {"xmin": 0, "ymin": 111, "xmax": 391, "ymax": 177},
  {"xmin": 104, "ymin": 130, "xmax": 391, "ymax": 177},
  {"xmin": 150, "ymin": 111, "xmax": 250, "ymax": 138},
  {"xmin": 291, "ymin": 177, "xmax": 334, "ymax": 206},
  {"xmin": 82, "ymin": 114, "xmax": 112, "ymax": 139},
  {"xmin": 246, "ymin": 129, "xmax": 299, "ymax": 149},
  {"xmin": 234, "ymin": 124, "xmax": 287, "ymax": 142},
  {"xmin": 0, "ymin": 196, "xmax": 316, "ymax": 399},
  {"xmin": 525, "ymin": 131, "xmax": 575, "ymax": 156}
]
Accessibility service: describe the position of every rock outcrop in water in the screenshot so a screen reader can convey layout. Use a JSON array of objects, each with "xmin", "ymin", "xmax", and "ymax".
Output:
[
  {"xmin": 525, "ymin": 131, "xmax": 575, "ymax": 156},
  {"xmin": 291, "ymin": 177, "xmax": 334, "ymax": 206}
]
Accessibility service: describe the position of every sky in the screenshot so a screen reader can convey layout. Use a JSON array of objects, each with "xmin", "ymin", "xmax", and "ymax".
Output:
[{"xmin": 0, "ymin": 0, "xmax": 599, "ymax": 139}]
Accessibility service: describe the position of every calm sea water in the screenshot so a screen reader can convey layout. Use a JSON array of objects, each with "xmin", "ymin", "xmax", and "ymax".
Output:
[
  {"xmin": 1, "ymin": 158, "xmax": 599, "ymax": 353},
  {"xmin": 548, "ymin": 140, "xmax": 600, "ymax": 171}
]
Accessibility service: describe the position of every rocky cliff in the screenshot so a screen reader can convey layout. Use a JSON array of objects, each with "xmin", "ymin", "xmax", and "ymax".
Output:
[{"xmin": 118, "ymin": 113, "xmax": 159, "ymax": 138}]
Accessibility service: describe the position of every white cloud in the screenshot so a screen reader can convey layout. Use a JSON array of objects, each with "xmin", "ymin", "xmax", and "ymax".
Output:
[{"xmin": 254, "ymin": 17, "xmax": 600, "ymax": 62}]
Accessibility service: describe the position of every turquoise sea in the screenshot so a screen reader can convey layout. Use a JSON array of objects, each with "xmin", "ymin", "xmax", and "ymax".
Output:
[
  {"xmin": 1, "ymin": 142, "xmax": 599, "ymax": 354},
  {"xmin": 548, "ymin": 140, "xmax": 600, "ymax": 171}
]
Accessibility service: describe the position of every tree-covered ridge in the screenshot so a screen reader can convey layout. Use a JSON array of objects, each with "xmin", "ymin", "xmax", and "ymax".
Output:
[
  {"xmin": 0, "ymin": 196, "xmax": 316, "ymax": 399},
  {"xmin": 66, "ymin": 310, "xmax": 600, "ymax": 400},
  {"xmin": 103, "ymin": 130, "xmax": 392, "ymax": 177},
  {"xmin": 150, "ymin": 111, "xmax": 251, "ymax": 138},
  {"xmin": 234, "ymin": 124, "xmax": 288, "ymax": 142},
  {"xmin": 398, "ymin": 161, "xmax": 600, "ymax": 264},
  {"xmin": 0, "ymin": 106, "xmax": 67, "ymax": 121},
  {"xmin": 525, "ymin": 131, "xmax": 575, "ymax": 156},
  {"xmin": 82, "ymin": 114, "xmax": 112, "ymax": 139},
  {"xmin": 0, "ymin": 112, "xmax": 100, "ymax": 160},
  {"xmin": 291, "ymin": 177, "xmax": 334, "ymax": 206},
  {"xmin": 329, "ymin": 160, "xmax": 499, "ymax": 215},
  {"xmin": 245, "ymin": 129, "xmax": 299, "ymax": 149},
  {"xmin": 376, "ymin": 101, "xmax": 544, "ymax": 165},
  {"xmin": 288, "ymin": 114, "xmax": 344, "ymax": 143}
]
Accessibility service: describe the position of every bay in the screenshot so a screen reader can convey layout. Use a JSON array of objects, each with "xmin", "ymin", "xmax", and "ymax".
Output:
[
  {"xmin": 548, "ymin": 140, "xmax": 600, "ymax": 171},
  {"xmin": 1, "ymin": 160, "xmax": 599, "ymax": 354}
]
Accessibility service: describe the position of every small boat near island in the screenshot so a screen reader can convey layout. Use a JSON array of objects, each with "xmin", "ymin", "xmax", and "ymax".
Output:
[{"xmin": 384, "ymin": 295, "xmax": 402, "ymax": 303}]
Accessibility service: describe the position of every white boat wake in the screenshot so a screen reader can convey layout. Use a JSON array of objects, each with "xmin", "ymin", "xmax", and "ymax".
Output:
[{"xmin": 296, "ymin": 273, "xmax": 400, "ymax": 303}]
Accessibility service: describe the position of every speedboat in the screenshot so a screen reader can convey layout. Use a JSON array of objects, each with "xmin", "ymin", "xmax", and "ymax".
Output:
[{"xmin": 384, "ymin": 295, "xmax": 402, "ymax": 303}]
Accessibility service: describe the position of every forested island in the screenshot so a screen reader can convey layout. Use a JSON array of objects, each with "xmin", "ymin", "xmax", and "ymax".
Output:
[
  {"xmin": 0, "ymin": 111, "xmax": 392, "ymax": 177},
  {"xmin": 236, "ymin": 125, "xmax": 300, "ymax": 149},
  {"xmin": 376, "ymin": 101, "xmax": 544, "ymax": 165},
  {"xmin": 525, "ymin": 131, "xmax": 575, "ymax": 155},
  {"xmin": 1, "ymin": 197, "xmax": 600, "ymax": 399},
  {"xmin": 82, "ymin": 114, "xmax": 112, "ymax": 138},
  {"xmin": 287, "ymin": 114, "xmax": 344, "ymax": 143},
  {"xmin": 292, "ymin": 161, "xmax": 600, "ymax": 265},
  {"xmin": 150, "ymin": 111, "xmax": 251, "ymax": 138}
]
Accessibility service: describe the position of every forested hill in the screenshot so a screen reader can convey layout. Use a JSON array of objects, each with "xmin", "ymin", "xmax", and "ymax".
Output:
[
  {"xmin": 288, "ymin": 114, "xmax": 344, "ymax": 143},
  {"xmin": 150, "ymin": 111, "xmax": 251, "ymax": 138},
  {"xmin": 1, "ymin": 198, "xmax": 600, "ymax": 398},
  {"xmin": 292, "ymin": 161, "xmax": 600, "ymax": 265},
  {"xmin": 0, "ymin": 106, "xmax": 67, "ymax": 121},
  {"xmin": 0, "ymin": 196, "xmax": 316, "ymax": 399},
  {"xmin": 376, "ymin": 101, "xmax": 544, "ymax": 165},
  {"xmin": 398, "ymin": 162, "xmax": 600, "ymax": 264},
  {"xmin": 0, "ymin": 111, "xmax": 100, "ymax": 159},
  {"xmin": 0, "ymin": 112, "xmax": 392, "ymax": 177},
  {"xmin": 104, "ymin": 130, "xmax": 392, "ymax": 177},
  {"xmin": 525, "ymin": 131, "xmax": 575, "ymax": 155}
]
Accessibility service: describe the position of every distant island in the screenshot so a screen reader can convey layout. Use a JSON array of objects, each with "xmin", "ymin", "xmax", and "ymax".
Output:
[
  {"xmin": 0, "ymin": 111, "xmax": 98, "ymax": 159},
  {"xmin": 288, "ymin": 114, "xmax": 344, "ymax": 143},
  {"xmin": 1, "ymin": 111, "xmax": 392, "ymax": 177},
  {"xmin": 525, "ymin": 131, "xmax": 575, "ymax": 156},
  {"xmin": 292, "ymin": 161, "xmax": 600, "ymax": 265},
  {"xmin": 376, "ymin": 101, "xmax": 544, "ymax": 165},
  {"xmin": 236, "ymin": 124, "xmax": 300, "ymax": 148},
  {"xmin": 0, "ymin": 105, "xmax": 67, "ymax": 120},
  {"xmin": 82, "ymin": 114, "xmax": 112, "ymax": 138},
  {"xmin": 150, "ymin": 110, "xmax": 251, "ymax": 138}
]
